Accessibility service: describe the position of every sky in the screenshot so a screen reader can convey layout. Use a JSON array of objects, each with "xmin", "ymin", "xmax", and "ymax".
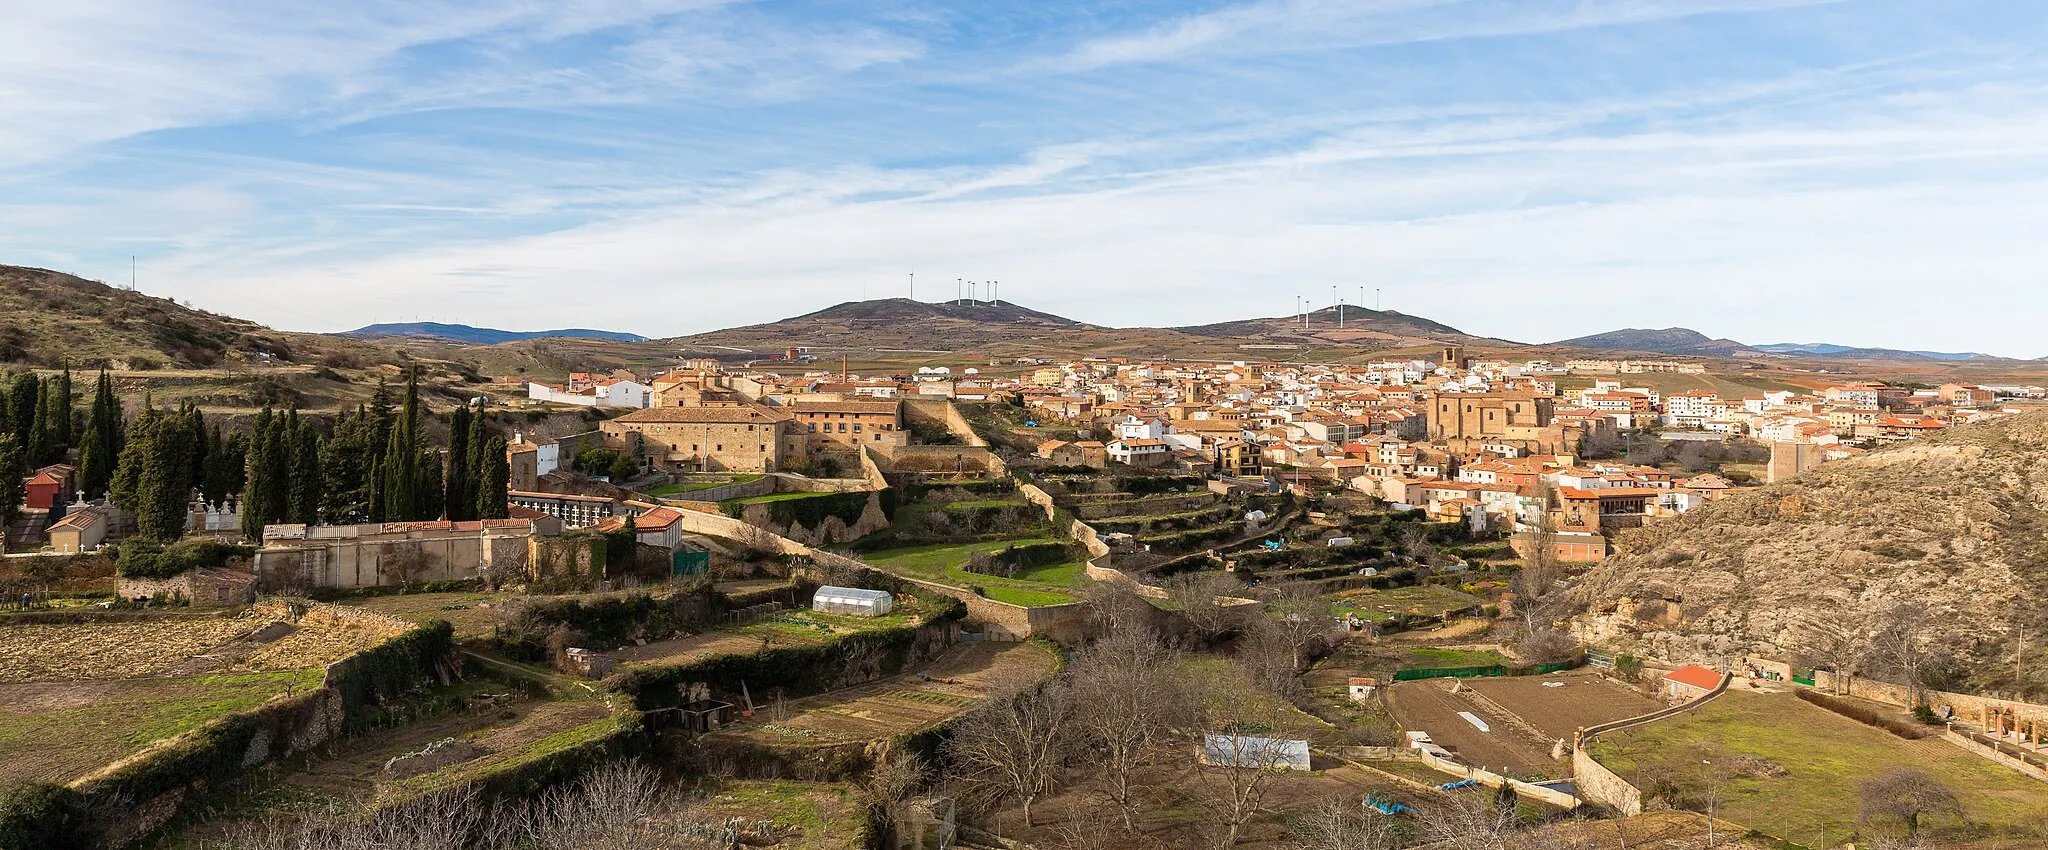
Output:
[{"xmin": 4, "ymin": 1, "xmax": 2047, "ymax": 356}]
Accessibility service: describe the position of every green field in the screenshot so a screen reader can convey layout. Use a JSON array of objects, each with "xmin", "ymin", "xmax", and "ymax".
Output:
[
  {"xmin": 725, "ymin": 491, "xmax": 841, "ymax": 506},
  {"xmin": 1403, "ymin": 647, "xmax": 1512, "ymax": 669},
  {"xmin": 1590, "ymin": 690, "xmax": 2048, "ymax": 846},
  {"xmin": 645, "ymin": 474, "xmax": 762, "ymax": 497},
  {"xmin": 1332, "ymin": 584, "xmax": 1486, "ymax": 622},
  {"xmin": 859, "ymin": 538, "xmax": 1082, "ymax": 607},
  {"xmin": 0, "ymin": 669, "xmax": 325, "ymax": 784}
]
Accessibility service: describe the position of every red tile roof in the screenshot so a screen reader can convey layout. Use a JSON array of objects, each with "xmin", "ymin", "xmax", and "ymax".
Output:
[{"xmin": 1663, "ymin": 664, "xmax": 1722, "ymax": 691}]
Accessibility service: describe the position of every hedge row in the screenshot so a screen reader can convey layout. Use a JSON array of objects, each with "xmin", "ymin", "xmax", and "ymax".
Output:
[
  {"xmin": 1794, "ymin": 688, "xmax": 1929, "ymax": 739},
  {"xmin": 724, "ymin": 491, "xmax": 876, "ymax": 529},
  {"xmin": 0, "ymin": 620, "xmax": 459, "ymax": 849},
  {"xmin": 113, "ymin": 540, "xmax": 255, "ymax": 580}
]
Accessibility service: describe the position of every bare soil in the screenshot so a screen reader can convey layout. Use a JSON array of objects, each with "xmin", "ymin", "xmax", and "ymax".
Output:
[
  {"xmin": 1388, "ymin": 671, "xmax": 1656, "ymax": 780},
  {"xmin": 718, "ymin": 642, "xmax": 1059, "ymax": 745}
]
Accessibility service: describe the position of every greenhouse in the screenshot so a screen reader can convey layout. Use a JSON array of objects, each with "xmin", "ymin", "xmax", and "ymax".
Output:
[{"xmin": 811, "ymin": 585, "xmax": 895, "ymax": 617}]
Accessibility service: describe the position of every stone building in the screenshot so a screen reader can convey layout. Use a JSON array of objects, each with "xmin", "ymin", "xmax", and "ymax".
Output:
[
  {"xmin": 601, "ymin": 404, "xmax": 805, "ymax": 473},
  {"xmin": 789, "ymin": 399, "xmax": 906, "ymax": 451},
  {"xmin": 254, "ymin": 517, "xmax": 557, "ymax": 590},
  {"xmin": 1426, "ymin": 392, "xmax": 1555, "ymax": 442}
]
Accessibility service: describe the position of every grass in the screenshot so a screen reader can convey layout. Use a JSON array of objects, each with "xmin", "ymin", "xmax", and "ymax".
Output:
[
  {"xmin": 700, "ymin": 779, "xmax": 869, "ymax": 847},
  {"xmin": 1590, "ymin": 690, "xmax": 2048, "ymax": 847},
  {"xmin": 645, "ymin": 474, "xmax": 762, "ymax": 497},
  {"xmin": 0, "ymin": 669, "xmax": 325, "ymax": 784},
  {"xmin": 1403, "ymin": 648, "xmax": 1512, "ymax": 669},
  {"xmin": 726, "ymin": 491, "xmax": 843, "ymax": 506},
  {"xmin": 859, "ymin": 538, "xmax": 1082, "ymax": 607},
  {"xmin": 1332, "ymin": 584, "xmax": 1486, "ymax": 621}
]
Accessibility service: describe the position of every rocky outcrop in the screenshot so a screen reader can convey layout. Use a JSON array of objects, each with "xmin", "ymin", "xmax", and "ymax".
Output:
[{"xmin": 1570, "ymin": 412, "xmax": 2048, "ymax": 699}]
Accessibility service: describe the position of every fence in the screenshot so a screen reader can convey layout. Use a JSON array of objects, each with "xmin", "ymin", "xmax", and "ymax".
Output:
[{"xmin": 1391, "ymin": 659, "xmax": 1579, "ymax": 682}]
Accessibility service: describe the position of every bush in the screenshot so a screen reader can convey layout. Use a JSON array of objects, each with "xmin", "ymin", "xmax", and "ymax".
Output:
[
  {"xmin": 1913, "ymin": 704, "xmax": 1941, "ymax": 725},
  {"xmin": 114, "ymin": 539, "xmax": 256, "ymax": 580},
  {"xmin": 0, "ymin": 782, "xmax": 92, "ymax": 850},
  {"xmin": 1795, "ymin": 689, "xmax": 1928, "ymax": 739}
]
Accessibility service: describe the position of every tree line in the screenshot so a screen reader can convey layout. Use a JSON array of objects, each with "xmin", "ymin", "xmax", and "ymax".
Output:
[{"xmin": 0, "ymin": 366, "xmax": 511, "ymax": 549}]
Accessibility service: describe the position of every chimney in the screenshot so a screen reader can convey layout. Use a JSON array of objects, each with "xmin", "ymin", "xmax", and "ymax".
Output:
[{"xmin": 513, "ymin": 431, "xmax": 524, "ymax": 445}]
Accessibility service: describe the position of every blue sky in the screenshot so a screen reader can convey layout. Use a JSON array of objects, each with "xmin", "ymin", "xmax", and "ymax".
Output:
[{"xmin": 5, "ymin": 1, "xmax": 2047, "ymax": 355}]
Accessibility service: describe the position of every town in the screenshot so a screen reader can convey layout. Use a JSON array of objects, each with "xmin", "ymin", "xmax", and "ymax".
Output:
[{"xmin": 2, "ymin": 283, "xmax": 2047, "ymax": 850}]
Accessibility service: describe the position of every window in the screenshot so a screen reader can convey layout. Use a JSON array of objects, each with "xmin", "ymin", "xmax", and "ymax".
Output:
[
  {"xmin": 759, "ymin": 444, "xmax": 766, "ymax": 452},
  {"xmin": 715, "ymin": 444, "xmax": 722, "ymax": 452},
  {"xmin": 852, "ymin": 424, "xmax": 862, "ymax": 433}
]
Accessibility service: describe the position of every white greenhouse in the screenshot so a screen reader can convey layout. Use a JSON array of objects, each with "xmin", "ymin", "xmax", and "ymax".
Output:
[{"xmin": 812, "ymin": 586, "xmax": 895, "ymax": 617}]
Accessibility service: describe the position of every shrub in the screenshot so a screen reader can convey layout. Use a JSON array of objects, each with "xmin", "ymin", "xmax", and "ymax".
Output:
[
  {"xmin": 114, "ymin": 539, "xmax": 256, "ymax": 579},
  {"xmin": 1913, "ymin": 704, "xmax": 1940, "ymax": 725},
  {"xmin": 0, "ymin": 782, "xmax": 92, "ymax": 850},
  {"xmin": 1795, "ymin": 689, "xmax": 1928, "ymax": 739}
]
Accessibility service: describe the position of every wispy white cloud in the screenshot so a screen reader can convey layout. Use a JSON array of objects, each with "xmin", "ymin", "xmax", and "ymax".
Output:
[{"xmin": 1045, "ymin": 0, "xmax": 1844, "ymax": 73}]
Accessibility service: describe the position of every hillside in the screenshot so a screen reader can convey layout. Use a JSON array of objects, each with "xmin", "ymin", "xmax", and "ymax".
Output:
[
  {"xmin": 666, "ymin": 298, "xmax": 1099, "ymax": 353},
  {"xmin": 345, "ymin": 322, "xmax": 647, "ymax": 344},
  {"xmin": 1549, "ymin": 327, "xmax": 1758, "ymax": 357},
  {"xmin": 1174, "ymin": 305, "xmax": 1501, "ymax": 348},
  {"xmin": 1571, "ymin": 411, "xmax": 2048, "ymax": 699},
  {"xmin": 0, "ymin": 265, "xmax": 317, "ymax": 369},
  {"xmin": 1753, "ymin": 341, "xmax": 1990, "ymax": 361}
]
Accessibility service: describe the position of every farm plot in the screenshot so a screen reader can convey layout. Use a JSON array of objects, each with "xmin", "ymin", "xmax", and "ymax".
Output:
[
  {"xmin": 609, "ymin": 610, "xmax": 914, "ymax": 667},
  {"xmin": 1590, "ymin": 690, "xmax": 2048, "ymax": 847},
  {"xmin": 1331, "ymin": 584, "xmax": 1485, "ymax": 624},
  {"xmin": 1388, "ymin": 671, "xmax": 1657, "ymax": 781},
  {"xmin": 717, "ymin": 642, "xmax": 1060, "ymax": 745},
  {"xmin": 859, "ymin": 539, "xmax": 1083, "ymax": 607},
  {"xmin": 0, "ymin": 614, "xmax": 399, "ymax": 784},
  {"xmin": 353, "ymin": 591, "xmax": 517, "ymax": 638}
]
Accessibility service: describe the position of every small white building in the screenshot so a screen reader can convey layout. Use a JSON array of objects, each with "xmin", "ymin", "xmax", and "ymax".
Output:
[
  {"xmin": 1200, "ymin": 734, "xmax": 1311, "ymax": 771},
  {"xmin": 812, "ymin": 586, "xmax": 895, "ymax": 617}
]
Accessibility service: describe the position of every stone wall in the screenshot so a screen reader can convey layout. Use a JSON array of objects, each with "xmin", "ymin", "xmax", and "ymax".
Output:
[
  {"xmin": 1571, "ymin": 747, "xmax": 1643, "ymax": 815},
  {"xmin": 1413, "ymin": 748, "xmax": 1581, "ymax": 809},
  {"xmin": 254, "ymin": 529, "xmax": 533, "ymax": 590},
  {"xmin": 903, "ymin": 398, "xmax": 988, "ymax": 447},
  {"xmin": 1815, "ymin": 670, "xmax": 2048, "ymax": 728}
]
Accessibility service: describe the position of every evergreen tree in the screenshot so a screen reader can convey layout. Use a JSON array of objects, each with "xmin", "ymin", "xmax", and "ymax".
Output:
[
  {"xmin": 466, "ymin": 405, "xmax": 490, "ymax": 500},
  {"xmin": 0, "ymin": 380, "xmax": 12, "ymax": 445},
  {"xmin": 186, "ymin": 405, "xmax": 209, "ymax": 491},
  {"xmin": 0, "ymin": 435, "xmax": 23, "ymax": 549},
  {"xmin": 321, "ymin": 408, "xmax": 374, "ymax": 523},
  {"xmin": 379, "ymin": 368, "xmax": 421, "ymax": 521},
  {"xmin": 475, "ymin": 434, "xmax": 509, "ymax": 519},
  {"xmin": 134, "ymin": 404, "xmax": 195, "ymax": 541},
  {"xmin": 6, "ymin": 372, "xmax": 36, "ymax": 451},
  {"xmin": 444, "ymin": 403, "xmax": 473, "ymax": 522},
  {"xmin": 109, "ymin": 399, "xmax": 159, "ymax": 510},
  {"xmin": 418, "ymin": 449, "xmax": 444, "ymax": 520},
  {"xmin": 239, "ymin": 407, "xmax": 275, "ymax": 540},
  {"xmin": 265, "ymin": 410, "xmax": 293, "ymax": 522},
  {"xmin": 78, "ymin": 371, "xmax": 120, "ymax": 499},
  {"xmin": 26, "ymin": 377, "xmax": 53, "ymax": 467},
  {"xmin": 199, "ymin": 422, "xmax": 231, "ymax": 505},
  {"xmin": 52, "ymin": 368, "xmax": 72, "ymax": 451},
  {"xmin": 289, "ymin": 419, "xmax": 321, "ymax": 526}
]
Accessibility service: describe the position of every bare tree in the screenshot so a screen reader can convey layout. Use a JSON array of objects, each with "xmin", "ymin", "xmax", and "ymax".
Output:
[
  {"xmin": 1290, "ymin": 795, "xmax": 1399, "ymax": 850},
  {"xmin": 1413, "ymin": 792, "xmax": 1521, "ymax": 850},
  {"xmin": 1188, "ymin": 661, "xmax": 1306, "ymax": 848},
  {"xmin": 1862, "ymin": 603, "xmax": 1949, "ymax": 707},
  {"xmin": 946, "ymin": 680, "xmax": 1076, "ymax": 828},
  {"xmin": 1515, "ymin": 628, "xmax": 1578, "ymax": 665},
  {"xmin": 1068, "ymin": 625, "xmax": 1185, "ymax": 829},
  {"xmin": 1859, "ymin": 768, "xmax": 1963, "ymax": 839},
  {"xmin": 1082, "ymin": 580, "xmax": 1155, "ymax": 637},
  {"xmin": 1262, "ymin": 581, "xmax": 1338, "ymax": 673},
  {"xmin": 857, "ymin": 749, "xmax": 929, "ymax": 839},
  {"xmin": 1166, "ymin": 572, "xmax": 1248, "ymax": 642}
]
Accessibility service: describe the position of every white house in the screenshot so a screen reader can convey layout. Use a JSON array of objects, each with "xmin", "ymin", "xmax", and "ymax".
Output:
[
  {"xmin": 1117, "ymin": 415, "xmax": 1166, "ymax": 441},
  {"xmin": 1106, "ymin": 438, "xmax": 1170, "ymax": 465},
  {"xmin": 527, "ymin": 379, "xmax": 651, "ymax": 409}
]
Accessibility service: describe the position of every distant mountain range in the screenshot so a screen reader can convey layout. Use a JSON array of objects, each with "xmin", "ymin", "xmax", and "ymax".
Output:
[
  {"xmin": 1551, "ymin": 326, "xmax": 1996, "ymax": 361},
  {"xmin": 344, "ymin": 322, "xmax": 647, "ymax": 344}
]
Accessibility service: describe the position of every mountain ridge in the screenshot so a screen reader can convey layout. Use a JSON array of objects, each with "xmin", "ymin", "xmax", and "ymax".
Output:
[
  {"xmin": 1548, "ymin": 327, "xmax": 1759, "ymax": 357},
  {"xmin": 345, "ymin": 322, "xmax": 648, "ymax": 344}
]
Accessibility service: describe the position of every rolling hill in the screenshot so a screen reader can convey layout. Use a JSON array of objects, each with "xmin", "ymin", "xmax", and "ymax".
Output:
[
  {"xmin": 0, "ymin": 265, "xmax": 328, "ymax": 369},
  {"xmin": 1571, "ymin": 411, "xmax": 2048, "ymax": 699},
  {"xmin": 345, "ymin": 322, "xmax": 647, "ymax": 344},
  {"xmin": 1549, "ymin": 327, "xmax": 1759, "ymax": 358},
  {"xmin": 1175, "ymin": 305, "xmax": 1492, "ymax": 344},
  {"xmin": 665, "ymin": 298, "xmax": 1099, "ymax": 354}
]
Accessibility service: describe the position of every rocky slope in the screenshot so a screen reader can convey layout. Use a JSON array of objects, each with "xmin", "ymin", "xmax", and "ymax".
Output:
[
  {"xmin": 0, "ymin": 265, "xmax": 319, "ymax": 369},
  {"xmin": 1570, "ymin": 411, "xmax": 2048, "ymax": 699}
]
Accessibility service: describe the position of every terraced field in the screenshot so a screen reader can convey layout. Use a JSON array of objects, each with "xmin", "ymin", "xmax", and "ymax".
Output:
[{"xmin": 716, "ymin": 641, "xmax": 1060, "ymax": 745}]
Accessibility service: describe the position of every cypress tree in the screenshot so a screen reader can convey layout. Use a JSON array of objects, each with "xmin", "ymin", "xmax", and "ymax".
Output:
[
  {"xmin": 134, "ymin": 405, "xmax": 194, "ymax": 541},
  {"xmin": 6, "ymin": 372, "xmax": 36, "ymax": 451},
  {"xmin": 52, "ymin": 368, "xmax": 72, "ymax": 451},
  {"xmin": 289, "ymin": 419, "xmax": 321, "ymax": 526},
  {"xmin": 266, "ymin": 410, "xmax": 294, "ymax": 522},
  {"xmin": 444, "ymin": 403, "xmax": 472, "ymax": 522},
  {"xmin": 0, "ymin": 435, "xmax": 23, "ymax": 548},
  {"xmin": 240, "ymin": 407, "xmax": 275, "ymax": 540},
  {"xmin": 109, "ymin": 399, "xmax": 158, "ymax": 510},
  {"xmin": 186, "ymin": 405, "xmax": 209, "ymax": 490},
  {"xmin": 418, "ymin": 449, "xmax": 444, "ymax": 520},
  {"xmin": 79, "ymin": 371, "xmax": 120, "ymax": 499},
  {"xmin": 26, "ymin": 377, "xmax": 53, "ymax": 467},
  {"xmin": 380, "ymin": 368, "xmax": 421, "ymax": 521},
  {"xmin": 475, "ymin": 434, "xmax": 509, "ymax": 519},
  {"xmin": 199, "ymin": 422, "xmax": 229, "ymax": 505}
]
